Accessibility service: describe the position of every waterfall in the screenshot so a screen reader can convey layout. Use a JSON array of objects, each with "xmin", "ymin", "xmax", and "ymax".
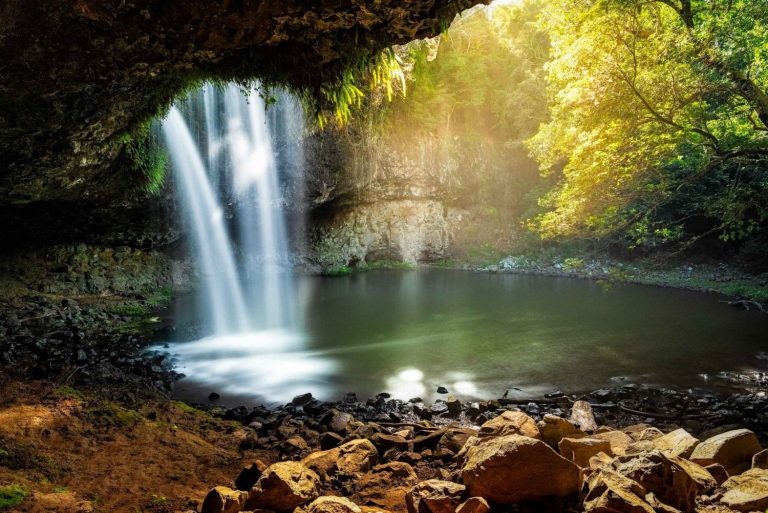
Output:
[{"xmin": 159, "ymin": 82, "xmax": 335, "ymax": 403}]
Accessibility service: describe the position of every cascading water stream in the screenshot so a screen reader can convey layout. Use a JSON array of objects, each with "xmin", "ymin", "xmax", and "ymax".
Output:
[{"xmin": 159, "ymin": 83, "xmax": 335, "ymax": 402}]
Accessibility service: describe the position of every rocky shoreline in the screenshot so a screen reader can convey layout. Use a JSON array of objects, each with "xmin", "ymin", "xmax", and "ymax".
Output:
[{"xmin": 189, "ymin": 386, "xmax": 768, "ymax": 513}]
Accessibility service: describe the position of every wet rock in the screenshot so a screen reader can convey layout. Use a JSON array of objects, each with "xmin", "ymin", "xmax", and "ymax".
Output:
[
  {"xmin": 208, "ymin": 392, "xmax": 220, "ymax": 401},
  {"xmin": 461, "ymin": 434, "xmax": 581, "ymax": 504},
  {"xmin": 538, "ymin": 414, "xmax": 585, "ymax": 448},
  {"xmin": 430, "ymin": 402, "xmax": 449, "ymax": 416},
  {"xmin": 320, "ymin": 431, "xmax": 345, "ymax": 450},
  {"xmin": 201, "ymin": 486, "xmax": 246, "ymax": 513},
  {"xmin": 455, "ymin": 497, "xmax": 490, "ymax": 513},
  {"xmin": 371, "ymin": 433, "xmax": 408, "ymax": 451},
  {"xmin": 324, "ymin": 409, "xmax": 354, "ymax": 434},
  {"xmin": 571, "ymin": 400, "xmax": 598, "ymax": 432},
  {"xmin": 292, "ymin": 393, "xmax": 314, "ymax": 406},
  {"xmin": 436, "ymin": 386, "xmax": 448, "ymax": 394},
  {"xmin": 558, "ymin": 437, "xmax": 613, "ymax": 468},
  {"xmin": 652, "ymin": 428, "xmax": 700, "ymax": 458},
  {"xmin": 306, "ymin": 496, "xmax": 362, "ymax": 513},
  {"xmin": 246, "ymin": 462, "xmax": 319, "ymax": 511},
  {"xmin": 717, "ymin": 468, "xmax": 768, "ymax": 512},
  {"xmin": 234, "ymin": 460, "xmax": 268, "ymax": 491},
  {"xmin": 446, "ymin": 396, "xmax": 462, "ymax": 416},
  {"xmin": 690, "ymin": 429, "xmax": 762, "ymax": 475},
  {"xmin": 478, "ymin": 411, "xmax": 540, "ymax": 439},
  {"xmin": 437, "ymin": 428, "xmax": 476, "ymax": 453},
  {"xmin": 406, "ymin": 479, "xmax": 465, "ymax": 513}
]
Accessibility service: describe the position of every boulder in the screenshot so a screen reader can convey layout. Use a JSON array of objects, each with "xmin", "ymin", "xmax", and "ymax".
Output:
[
  {"xmin": 478, "ymin": 411, "xmax": 540, "ymax": 439},
  {"xmin": 652, "ymin": 428, "xmax": 700, "ymax": 459},
  {"xmin": 405, "ymin": 480, "xmax": 466, "ymax": 513},
  {"xmin": 320, "ymin": 431, "xmax": 345, "ymax": 450},
  {"xmin": 571, "ymin": 400, "xmax": 598, "ymax": 432},
  {"xmin": 234, "ymin": 460, "xmax": 268, "ymax": 491},
  {"xmin": 613, "ymin": 452, "xmax": 717, "ymax": 512},
  {"xmin": 307, "ymin": 496, "xmax": 362, "ymax": 513},
  {"xmin": 351, "ymin": 462, "xmax": 419, "ymax": 512},
  {"xmin": 201, "ymin": 486, "xmax": 246, "ymax": 513},
  {"xmin": 370, "ymin": 433, "xmax": 408, "ymax": 451},
  {"xmin": 594, "ymin": 430, "xmax": 634, "ymax": 456},
  {"xmin": 690, "ymin": 429, "xmax": 762, "ymax": 475},
  {"xmin": 538, "ymin": 414, "xmax": 586, "ymax": 448},
  {"xmin": 455, "ymin": 497, "xmax": 490, "ymax": 513},
  {"xmin": 717, "ymin": 468, "xmax": 768, "ymax": 512},
  {"xmin": 437, "ymin": 428, "xmax": 476, "ymax": 453},
  {"xmin": 461, "ymin": 434, "xmax": 581, "ymax": 504},
  {"xmin": 246, "ymin": 462, "xmax": 319, "ymax": 511},
  {"xmin": 559, "ymin": 437, "xmax": 613, "ymax": 468},
  {"xmin": 752, "ymin": 449, "xmax": 768, "ymax": 470},
  {"xmin": 629, "ymin": 427, "xmax": 664, "ymax": 442},
  {"xmin": 302, "ymin": 439, "xmax": 378, "ymax": 479},
  {"xmin": 584, "ymin": 469, "xmax": 655, "ymax": 513},
  {"xmin": 706, "ymin": 464, "xmax": 730, "ymax": 485}
]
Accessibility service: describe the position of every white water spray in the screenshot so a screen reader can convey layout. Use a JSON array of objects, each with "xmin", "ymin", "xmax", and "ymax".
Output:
[{"xmin": 160, "ymin": 83, "xmax": 335, "ymax": 402}]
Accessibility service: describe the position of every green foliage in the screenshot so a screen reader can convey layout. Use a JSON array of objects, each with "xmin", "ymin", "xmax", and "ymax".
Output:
[
  {"xmin": 526, "ymin": 0, "xmax": 768, "ymax": 253},
  {"xmin": 121, "ymin": 124, "xmax": 167, "ymax": 196},
  {"xmin": 0, "ymin": 484, "xmax": 27, "ymax": 510},
  {"xmin": 52, "ymin": 385, "xmax": 83, "ymax": 400},
  {"xmin": 83, "ymin": 401, "xmax": 143, "ymax": 429},
  {"xmin": 322, "ymin": 265, "xmax": 354, "ymax": 277}
]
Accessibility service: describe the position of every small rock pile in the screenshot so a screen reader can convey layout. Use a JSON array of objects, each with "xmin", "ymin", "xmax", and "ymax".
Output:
[{"xmin": 192, "ymin": 399, "xmax": 768, "ymax": 513}]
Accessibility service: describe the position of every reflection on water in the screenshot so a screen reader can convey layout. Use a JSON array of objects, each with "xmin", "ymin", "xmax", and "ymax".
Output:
[{"xmin": 159, "ymin": 270, "xmax": 768, "ymax": 405}]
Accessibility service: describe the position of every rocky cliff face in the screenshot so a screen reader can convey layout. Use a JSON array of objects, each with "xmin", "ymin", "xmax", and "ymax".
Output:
[{"xmin": 0, "ymin": 0, "xmax": 484, "ymax": 206}]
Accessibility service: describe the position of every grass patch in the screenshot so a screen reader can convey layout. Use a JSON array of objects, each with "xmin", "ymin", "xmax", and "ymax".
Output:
[
  {"xmin": 366, "ymin": 260, "xmax": 417, "ymax": 270},
  {"xmin": 322, "ymin": 265, "xmax": 353, "ymax": 277},
  {"xmin": 83, "ymin": 401, "xmax": 143, "ymax": 429},
  {"xmin": 0, "ymin": 438, "xmax": 60, "ymax": 480},
  {"xmin": 0, "ymin": 484, "xmax": 27, "ymax": 510},
  {"xmin": 52, "ymin": 385, "xmax": 83, "ymax": 400}
]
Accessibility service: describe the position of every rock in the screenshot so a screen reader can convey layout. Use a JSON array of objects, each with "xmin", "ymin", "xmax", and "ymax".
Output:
[
  {"xmin": 594, "ymin": 430, "xmax": 634, "ymax": 457},
  {"xmin": 538, "ymin": 414, "xmax": 586, "ymax": 448},
  {"xmin": 436, "ymin": 386, "xmax": 448, "ymax": 394},
  {"xmin": 446, "ymin": 396, "xmax": 462, "ymax": 416},
  {"xmin": 292, "ymin": 393, "xmax": 314, "ymax": 406},
  {"xmin": 246, "ymin": 462, "xmax": 319, "ymax": 511},
  {"xmin": 478, "ymin": 411, "xmax": 540, "ymax": 439},
  {"xmin": 371, "ymin": 433, "xmax": 408, "ymax": 451},
  {"xmin": 717, "ymin": 468, "xmax": 768, "ymax": 512},
  {"xmin": 559, "ymin": 437, "xmax": 613, "ymax": 468},
  {"xmin": 461, "ymin": 434, "xmax": 581, "ymax": 504},
  {"xmin": 706, "ymin": 463, "xmax": 730, "ymax": 485},
  {"xmin": 307, "ymin": 496, "xmax": 362, "ymax": 513},
  {"xmin": 690, "ymin": 429, "xmax": 763, "ymax": 475},
  {"xmin": 571, "ymin": 400, "xmax": 598, "ymax": 432},
  {"xmin": 351, "ymin": 462, "xmax": 419, "ymax": 511},
  {"xmin": 201, "ymin": 486, "xmax": 247, "ymax": 513},
  {"xmin": 406, "ymin": 480, "xmax": 465, "ymax": 513},
  {"xmin": 302, "ymin": 439, "xmax": 378, "ymax": 479},
  {"xmin": 752, "ymin": 449, "xmax": 768, "ymax": 470},
  {"xmin": 455, "ymin": 497, "xmax": 490, "ymax": 513},
  {"xmin": 208, "ymin": 392, "xmax": 220, "ymax": 401},
  {"xmin": 584, "ymin": 470, "xmax": 655, "ymax": 513},
  {"xmin": 234, "ymin": 460, "xmax": 268, "ymax": 491},
  {"xmin": 652, "ymin": 428, "xmax": 700, "ymax": 458},
  {"xmin": 326, "ymin": 409, "xmax": 354, "ymax": 433},
  {"xmin": 613, "ymin": 452, "xmax": 717, "ymax": 512},
  {"xmin": 320, "ymin": 431, "xmax": 345, "ymax": 450},
  {"xmin": 437, "ymin": 428, "xmax": 476, "ymax": 453},
  {"xmin": 628, "ymin": 426, "xmax": 664, "ymax": 442}
]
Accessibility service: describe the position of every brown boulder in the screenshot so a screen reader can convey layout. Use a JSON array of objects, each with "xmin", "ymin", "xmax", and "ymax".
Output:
[
  {"xmin": 706, "ymin": 464, "xmax": 730, "ymax": 485},
  {"xmin": 595, "ymin": 430, "xmax": 634, "ymax": 456},
  {"xmin": 307, "ymin": 496, "xmax": 362, "ymax": 513},
  {"xmin": 461, "ymin": 434, "xmax": 581, "ymax": 504},
  {"xmin": 438, "ymin": 428, "xmax": 477, "ymax": 453},
  {"xmin": 405, "ymin": 480, "xmax": 466, "ymax": 513},
  {"xmin": 478, "ymin": 411, "xmax": 540, "ymax": 439},
  {"xmin": 652, "ymin": 429, "xmax": 700, "ymax": 459},
  {"xmin": 584, "ymin": 469, "xmax": 655, "ymax": 513},
  {"xmin": 717, "ymin": 468, "xmax": 768, "ymax": 512},
  {"xmin": 538, "ymin": 414, "xmax": 586, "ymax": 448},
  {"xmin": 201, "ymin": 486, "xmax": 246, "ymax": 513},
  {"xmin": 455, "ymin": 497, "xmax": 490, "ymax": 513},
  {"xmin": 351, "ymin": 462, "xmax": 419, "ymax": 512},
  {"xmin": 690, "ymin": 429, "xmax": 762, "ymax": 475},
  {"xmin": 559, "ymin": 437, "xmax": 614, "ymax": 468},
  {"xmin": 246, "ymin": 461, "xmax": 320, "ymax": 511},
  {"xmin": 752, "ymin": 449, "xmax": 768, "ymax": 470},
  {"xmin": 302, "ymin": 439, "xmax": 379, "ymax": 480},
  {"xmin": 234, "ymin": 460, "xmax": 268, "ymax": 491},
  {"xmin": 613, "ymin": 452, "xmax": 717, "ymax": 512}
]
